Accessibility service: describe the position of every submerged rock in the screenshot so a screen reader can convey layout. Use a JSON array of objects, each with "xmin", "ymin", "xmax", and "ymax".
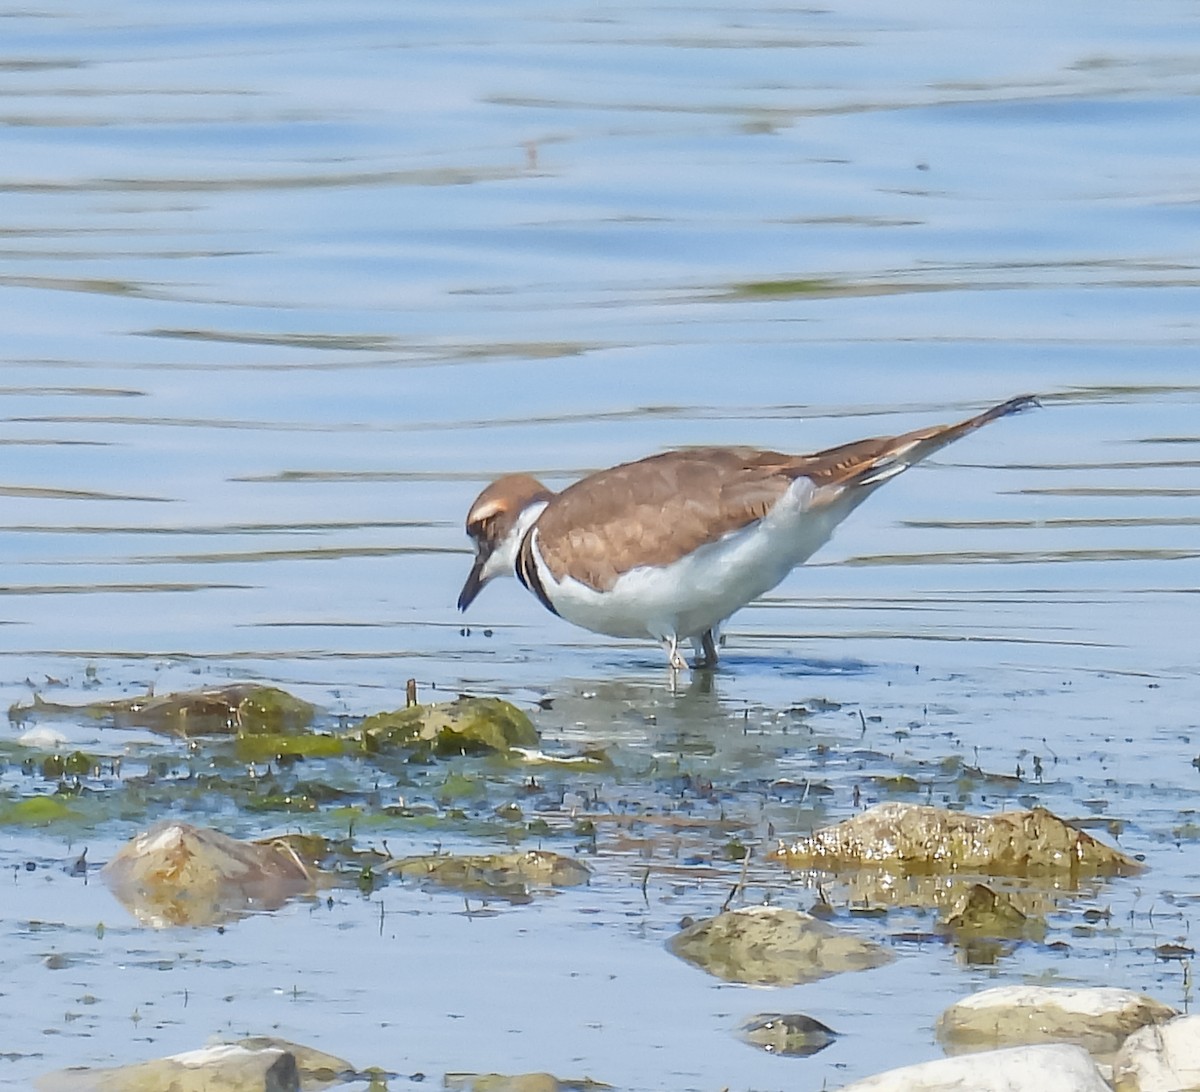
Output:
[
  {"xmin": 776, "ymin": 802, "xmax": 1141, "ymax": 877},
  {"xmin": 10, "ymin": 683, "xmax": 316, "ymax": 737},
  {"xmin": 8, "ymin": 684, "xmax": 538, "ymax": 766},
  {"xmin": 235, "ymin": 1038, "xmax": 352, "ymax": 1087},
  {"xmin": 357, "ymin": 696, "xmax": 538, "ymax": 755},
  {"xmin": 388, "ymin": 849, "xmax": 590, "ymax": 901},
  {"xmin": 35, "ymin": 1039, "xmax": 324, "ymax": 1092},
  {"xmin": 833, "ymin": 1043, "xmax": 1111, "ymax": 1092},
  {"xmin": 937, "ymin": 985, "xmax": 1176, "ymax": 1057},
  {"xmin": 102, "ymin": 821, "xmax": 320, "ymax": 927},
  {"xmin": 939, "ymin": 883, "xmax": 1046, "ymax": 943},
  {"xmin": 668, "ymin": 904, "xmax": 892, "ymax": 986},
  {"xmin": 796, "ymin": 869, "xmax": 1071, "ymax": 925},
  {"xmin": 17, "ymin": 725, "xmax": 69, "ymax": 749},
  {"xmin": 739, "ymin": 1012, "xmax": 839, "ymax": 1056},
  {"xmin": 444, "ymin": 1075, "xmax": 611, "ymax": 1092},
  {"xmin": 1112, "ymin": 1013, "xmax": 1200, "ymax": 1091}
]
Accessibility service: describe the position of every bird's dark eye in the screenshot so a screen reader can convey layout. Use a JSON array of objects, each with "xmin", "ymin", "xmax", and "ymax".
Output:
[{"xmin": 468, "ymin": 516, "xmax": 498, "ymax": 545}]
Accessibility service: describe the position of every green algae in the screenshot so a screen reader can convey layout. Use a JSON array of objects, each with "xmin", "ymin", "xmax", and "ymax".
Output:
[
  {"xmin": 40, "ymin": 751, "xmax": 95, "ymax": 778},
  {"xmin": 729, "ymin": 277, "xmax": 837, "ymax": 298},
  {"xmin": 3, "ymin": 686, "xmax": 548, "ymax": 837},
  {"xmin": 0, "ymin": 793, "xmax": 77, "ymax": 826},
  {"xmin": 436, "ymin": 770, "xmax": 489, "ymax": 805},
  {"xmin": 233, "ymin": 731, "xmax": 345, "ymax": 763},
  {"xmin": 10, "ymin": 686, "xmax": 536, "ymax": 764},
  {"xmin": 244, "ymin": 791, "xmax": 323, "ymax": 813}
]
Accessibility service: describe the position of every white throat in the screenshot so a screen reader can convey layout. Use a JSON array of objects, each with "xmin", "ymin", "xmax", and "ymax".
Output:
[{"xmin": 482, "ymin": 500, "xmax": 549, "ymax": 583}]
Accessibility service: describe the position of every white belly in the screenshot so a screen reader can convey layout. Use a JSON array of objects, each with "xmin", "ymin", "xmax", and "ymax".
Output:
[{"xmin": 532, "ymin": 478, "xmax": 847, "ymax": 642}]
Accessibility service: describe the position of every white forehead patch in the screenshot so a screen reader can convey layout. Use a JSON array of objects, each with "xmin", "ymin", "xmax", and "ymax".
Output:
[{"xmin": 468, "ymin": 496, "xmax": 507, "ymax": 524}]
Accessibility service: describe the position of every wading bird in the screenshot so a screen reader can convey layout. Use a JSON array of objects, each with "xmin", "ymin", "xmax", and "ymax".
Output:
[{"xmin": 458, "ymin": 395, "xmax": 1037, "ymax": 670}]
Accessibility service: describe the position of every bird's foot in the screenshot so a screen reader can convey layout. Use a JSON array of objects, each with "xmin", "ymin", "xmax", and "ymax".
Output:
[
  {"xmin": 663, "ymin": 637, "xmax": 688, "ymax": 671},
  {"xmin": 686, "ymin": 629, "xmax": 720, "ymax": 670},
  {"xmin": 692, "ymin": 629, "xmax": 720, "ymax": 671}
]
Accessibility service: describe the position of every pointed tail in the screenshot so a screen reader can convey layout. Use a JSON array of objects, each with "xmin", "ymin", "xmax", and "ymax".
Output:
[{"xmin": 807, "ymin": 394, "xmax": 1039, "ymax": 495}]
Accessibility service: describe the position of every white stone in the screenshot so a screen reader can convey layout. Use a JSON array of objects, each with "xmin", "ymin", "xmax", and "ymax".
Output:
[
  {"xmin": 938, "ymin": 985, "xmax": 1176, "ymax": 1054},
  {"xmin": 18, "ymin": 726, "xmax": 69, "ymax": 748},
  {"xmin": 169, "ymin": 1044, "xmax": 271, "ymax": 1068},
  {"xmin": 1113, "ymin": 1013, "xmax": 1200, "ymax": 1092},
  {"xmin": 952, "ymin": 985, "xmax": 1160, "ymax": 1018},
  {"xmin": 834, "ymin": 1043, "xmax": 1111, "ymax": 1092}
]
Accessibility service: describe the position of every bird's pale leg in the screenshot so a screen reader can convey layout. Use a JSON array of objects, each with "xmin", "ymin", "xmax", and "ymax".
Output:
[
  {"xmin": 689, "ymin": 629, "xmax": 719, "ymax": 670},
  {"xmin": 662, "ymin": 636, "xmax": 688, "ymax": 671}
]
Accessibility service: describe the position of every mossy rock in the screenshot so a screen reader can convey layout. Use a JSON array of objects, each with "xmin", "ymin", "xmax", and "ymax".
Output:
[
  {"xmin": 445, "ymin": 1075, "xmax": 611, "ymax": 1092},
  {"xmin": 940, "ymin": 883, "xmax": 1046, "ymax": 943},
  {"xmin": 388, "ymin": 849, "xmax": 590, "ymax": 900},
  {"xmin": 41, "ymin": 751, "xmax": 95, "ymax": 778},
  {"xmin": 668, "ymin": 905, "xmax": 892, "ymax": 986},
  {"xmin": 775, "ymin": 802, "xmax": 1143, "ymax": 877},
  {"xmin": 10, "ymin": 684, "xmax": 316, "ymax": 737},
  {"xmin": 357, "ymin": 696, "xmax": 538, "ymax": 755}
]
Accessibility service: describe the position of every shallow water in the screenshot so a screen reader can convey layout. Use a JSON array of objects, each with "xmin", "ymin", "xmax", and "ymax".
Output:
[{"xmin": 3, "ymin": 1, "xmax": 1200, "ymax": 1089}]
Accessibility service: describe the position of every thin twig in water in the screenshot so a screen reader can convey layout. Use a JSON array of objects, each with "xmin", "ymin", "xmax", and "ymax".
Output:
[
  {"xmin": 721, "ymin": 847, "xmax": 753, "ymax": 912},
  {"xmin": 272, "ymin": 840, "xmax": 314, "ymax": 882}
]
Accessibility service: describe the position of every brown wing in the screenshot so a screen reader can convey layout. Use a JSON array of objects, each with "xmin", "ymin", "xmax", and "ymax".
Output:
[
  {"xmin": 533, "ymin": 396, "xmax": 1037, "ymax": 592},
  {"xmin": 533, "ymin": 447, "xmax": 801, "ymax": 591}
]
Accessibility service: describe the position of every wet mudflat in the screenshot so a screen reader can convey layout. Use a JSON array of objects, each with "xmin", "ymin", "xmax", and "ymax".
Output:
[{"xmin": 3, "ymin": 1, "xmax": 1200, "ymax": 1090}]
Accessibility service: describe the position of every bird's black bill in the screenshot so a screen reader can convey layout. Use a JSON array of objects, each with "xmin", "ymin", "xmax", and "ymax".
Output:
[{"xmin": 457, "ymin": 557, "xmax": 485, "ymax": 611}]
